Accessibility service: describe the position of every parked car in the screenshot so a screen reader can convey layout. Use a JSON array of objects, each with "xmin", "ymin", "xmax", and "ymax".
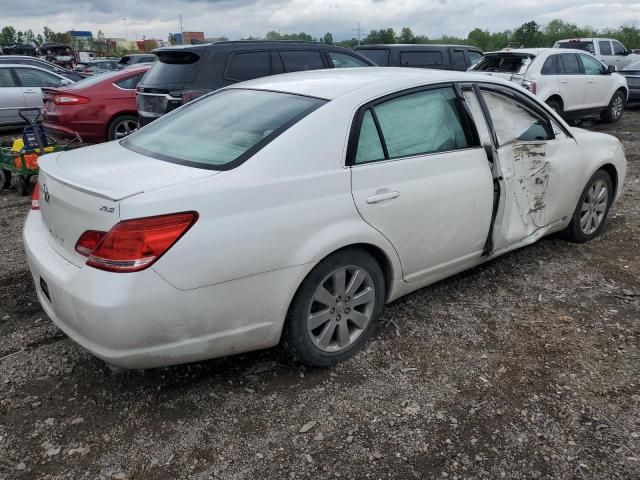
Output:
[
  {"xmin": 354, "ymin": 44, "xmax": 483, "ymax": 71},
  {"xmin": 553, "ymin": 38, "xmax": 640, "ymax": 70},
  {"xmin": 0, "ymin": 55, "xmax": 83, "ymax": 81},
  {"xmin": 137, "ymin": 41, "xmax": 376, "ymax": 125},
  {"xmin": 25, "ymin": 68, "xmax": 626, "ymax": 369},
  {"xmin": 620, "ymin": 60, "xmax": 640, "ymax": 102},
  {"xmin": 74, "ymin": 59, "xmax": 120, "ymax": 76},
  {"xmin": 42, "ymin": 65, "xmax": 149, "ymax": 143},
  {"xmin": 0, "ymin": 64, "xmax": 73, "ymax": 126},
  {"xmin": 469, "ymin": 48, "xmax": 628, "ymax": 122},
  {"xmin": 0, "ymin": 43, "xmax": 37, "ymax": 56},
  {"xmin": 39, "ymin": 43, "xmax": 76, "ymax": 69},
  {"xmin": 118, "ymin": 54, "xmax": 157, "ymax": 69}
]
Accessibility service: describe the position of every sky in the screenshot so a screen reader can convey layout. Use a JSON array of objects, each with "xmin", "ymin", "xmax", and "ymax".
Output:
[{"xmin": 1, "ymin": 0, "xmax": 639, "ymax": 42}]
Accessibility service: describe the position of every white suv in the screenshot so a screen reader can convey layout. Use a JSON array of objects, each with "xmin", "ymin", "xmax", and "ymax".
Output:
[{"xmin": 469, "ymin": 48, "xmax": 629, "ymax": 122}]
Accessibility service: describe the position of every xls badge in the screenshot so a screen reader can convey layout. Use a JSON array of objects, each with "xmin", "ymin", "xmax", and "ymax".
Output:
[{"xmin": 42, "ymin": 184, "xmax": 50, "ymax": 202}]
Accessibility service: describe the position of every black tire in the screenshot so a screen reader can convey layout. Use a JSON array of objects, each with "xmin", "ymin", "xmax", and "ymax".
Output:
[
  {"xmin": 15, "ymin": 175, "xmax": 29, "ymax": 196},
  {"xmin": 0, "ymin": 169, "xmax": 10, "ymax": 190},
  {"xmin": 284, "ymin": 248, "xmax": 385, "ymax": 367},
  {"xmin": 546, "ymin": 98, "xmax": 563, "ymax": 116},
  {"xmin": 600, "ymin": 90, "xmax": 626, "ymax": 123},
  {"xmin": 107, "ymin": 115, "xmax": 138, "ymax": 141},
  {"xmin": 565, "ymin": 170, "xmax": 614, "ymax": 243}
]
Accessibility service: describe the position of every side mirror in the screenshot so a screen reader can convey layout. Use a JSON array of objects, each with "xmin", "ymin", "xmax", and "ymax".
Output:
[
  {"xmin": 59, "ymin": 78, "xmax": 72, "ymax": 86},
  {"xmin": 607, "ymin": 64, "xmax": 617, "ymax": 73}
]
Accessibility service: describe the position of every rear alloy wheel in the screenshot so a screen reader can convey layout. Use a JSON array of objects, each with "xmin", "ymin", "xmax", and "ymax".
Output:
[
  {"xmin": 107, "ymin": 115, "xmax": 138, "ymax": 141},
  {"xmin": 600, "ymin": 91, "xmax": 625, "ymax": 123},
  {"xmin": 566, "ymin": 170, "xmax": 613, "ymax": 243},
  {"xmin": 284, "ymin": 248, "xmax": 385, "ymax": 366}
]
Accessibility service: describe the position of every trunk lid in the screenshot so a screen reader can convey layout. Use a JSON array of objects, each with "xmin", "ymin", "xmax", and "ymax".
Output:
[{"xmin": 37, "ymin": 142, "xmax": 218, "ymax": 266}]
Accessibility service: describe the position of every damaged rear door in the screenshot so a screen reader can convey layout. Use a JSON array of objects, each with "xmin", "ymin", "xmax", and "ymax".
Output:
[{"xmin": 467, "ymin": 84, "xmax": 584, "ymax": 253}]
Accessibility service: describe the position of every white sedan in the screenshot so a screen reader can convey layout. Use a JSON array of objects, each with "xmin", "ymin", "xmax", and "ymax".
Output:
[{"xmin": 24, "ymin": 68, "xmax": 626, "ymax": 369}]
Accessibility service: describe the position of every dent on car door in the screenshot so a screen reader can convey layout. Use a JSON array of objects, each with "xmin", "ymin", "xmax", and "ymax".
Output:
[
  {"xmin": 349, "ymin": 85, "xmax": 494, "ymax": 282},
  {"xmin": 469, "ymin": 85, "xmax": 584, "ymax": 253}
]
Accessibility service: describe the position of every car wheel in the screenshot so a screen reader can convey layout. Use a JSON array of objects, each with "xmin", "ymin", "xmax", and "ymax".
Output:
[
  {"xmin": 546, "ymin": 99, "xmax": 563, "ymax": 116},
  {"xmin": 107, "ymin": 115, "xmax": 138, "ymax": 141},
  {"xmin": 600, "ymin": 91, "xmax": 626, "ymax": 123},
  {"xmin": 284, "ymin": 248, "xmax": 385, "ymax": 367},
  {"xmin": 565, "ymin": 170, "xmax": 613, "ymax": 243},
  {"xmin": 0, "ymin": 169, "xmax": 10, "ymax": 190}
]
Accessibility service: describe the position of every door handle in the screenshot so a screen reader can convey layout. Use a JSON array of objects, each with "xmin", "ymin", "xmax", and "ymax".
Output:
[
  {"xmin": 366, "ymin": 190, "xmax": 400, "ymax": 204},
  {"xmin": 23, "ymin": 89, "xmax": 37, "ymax": 93},
  {"xmin": 560, "ymin": 80, "xmax": 569, "ymax": 84},
  {"xmin": 587, "ymin": 80, "xmax": 595, "ymax": 84}
]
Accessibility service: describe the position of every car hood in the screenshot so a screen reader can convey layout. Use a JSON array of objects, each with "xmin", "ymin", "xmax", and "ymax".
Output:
[
  {"xmin": 623, "ymin": 58, "xmax": 640, "ymax": 72},
  {"xmin": 39, "ymin": 141, "xmax": 219, "ymax": 201}
]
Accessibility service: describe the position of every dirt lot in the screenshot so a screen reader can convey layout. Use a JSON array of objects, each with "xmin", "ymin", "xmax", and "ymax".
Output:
[{"xmin": 0, "ymin": 109, "xmax": 639, "ymax": 480}]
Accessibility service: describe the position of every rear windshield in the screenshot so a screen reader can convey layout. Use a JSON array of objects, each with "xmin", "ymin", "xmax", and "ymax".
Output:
[
  {"xmin": 141, "ymin": 51, "xmax": 200, "ymax": 85},
  {"xmin": 357, "ymin": 49, "xmax": 390, "ymax": 66},
  {"xmin": 556, "ymin": 41, "xmax": 595, "ymax": 54},
  {"xmin": 64, "ymin": 70, "xmax": 138, "ymax": 89},
  {"xmin": 122, "ymin": 89, "xmax": 326, "ymax": 170},
  {"xmin": 472, "ymin": 54, "xmax": 532, "ymax": 74}
]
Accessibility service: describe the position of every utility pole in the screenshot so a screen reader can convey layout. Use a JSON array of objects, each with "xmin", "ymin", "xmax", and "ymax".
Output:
[
  {"xmin": 122, "ymin": 18, "xmax": 128, "ymax": 41},
  {"xmin": 352, "ymin": 22, "xmax": 362, "ymax": 45},
  {"xmin": 179, "ymin": 15, "xmax": 184, "ymax": 45}
]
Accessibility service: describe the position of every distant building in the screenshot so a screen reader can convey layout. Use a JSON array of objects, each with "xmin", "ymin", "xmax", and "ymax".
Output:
[
  {"xmin": 171, "ymin": 31, "xmax": 205, "ymax": 45},
  {"xmin": 106, "ymin": 38, "xmax": 139, "ymax": 51},
  {"xmin": 67, "ymin": 30, "xmax": 93, "ymax": 40},
  {"xmin": 136, "ymin": 39, "xmax": 160, "ymax": 52}
]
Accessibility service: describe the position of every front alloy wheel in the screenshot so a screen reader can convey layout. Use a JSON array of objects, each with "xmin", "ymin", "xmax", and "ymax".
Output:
[{"xmin": 285, "ymin": 248, "xmax": 385, "ymax": 366}]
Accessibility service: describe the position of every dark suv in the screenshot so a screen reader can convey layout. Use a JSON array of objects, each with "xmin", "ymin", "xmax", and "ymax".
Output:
[
  {"xmin": 137, "ymin": 41, "xmax": 376, "ymax": 125},
  {"xmin": 355, "ymin": 44, "xmax": 483, "ymax": 71}
]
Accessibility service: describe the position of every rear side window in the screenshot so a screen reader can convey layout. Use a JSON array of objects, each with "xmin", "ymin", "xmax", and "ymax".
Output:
[
  {"xmin": 557, "ymin": 41, "xmax": 595, "ymax": 54},
  {"xmin": 541, "ymin": 55, "xmax": 558, "ymax": 75},
  {"xmin": 280, "ymin": 51, "xmax": 324, "ymax": 72},
  {"xmin": 142, "ymin": 51, "xmax": 199, "ymax": 85},
  {"xmin": 115, "ymin": 72, "xmax": 144, "ymax": 89},
  {"xmin": 451, "ymin": 50, "xmax": 466, "ymax": 70},
  {"xmin": 328, "ymin": 52, "xmax": 369, "ymax": 68},
  {"xmin": 0, "ymin": 69, "xmax": 16, "ymax": 87},
  {"xmin": 400, "ymin": 50, "xmax": 443, "ymax": 67},
  {"xmin": 599, "ymin": 41, "xmax": 612, "ymax": 55},
  {"xmin": 353, "ymin": 87, "xmax": 470, "ymax": 164},
  {"xmin": 560, "ymin": 53, "xmax": 581, "ymax": 74},
  {"xmin": 123, "ymin": 89, "xmax": 325, "ymax": 169},
  {"xmin": 358, "ymin": 49, "xmax": 390, "ymax": 66},
  {"xmin": 481, "ymin": 90, "xmax": 552, "ymax": 145},
  {"xmin": 226, "ymin": 51, "xmax": 270, "ymax": 80},
  {"xmin": 472, "ymin": 55, "xmax": 531, "ymax": 74}
]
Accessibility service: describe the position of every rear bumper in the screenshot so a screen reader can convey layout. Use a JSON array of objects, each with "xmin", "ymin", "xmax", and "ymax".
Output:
[
  {"xmin": 23, "ymin": 212, "xmax": 306, "ymax": 369},
  {"xmin": 43, "ymin": 121, "xmax": 102, "ymax": 144}
]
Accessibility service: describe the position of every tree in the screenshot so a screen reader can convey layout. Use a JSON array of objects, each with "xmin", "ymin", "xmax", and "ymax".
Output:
[
  {"xmin": 511, "ymin": 21, "xmax": 543, "ymax": 47},
  {"xmin": 168, "ymin": 33, "xmax": 178, "ymax": 45},
  {"xmin": 24, "ymin": 29, "xmax": 35, "ymax": 45},
  {"xmin": 43, "ymin": 26, "xmax": 54, "ymax": 42},
  {"xmin": 1, "ymin": 26, "xmax": 17, "ymax": 44},
  {"xmin": 323, "ymin": 32, "xmax": 334, "ymax": 45},
  {"xmin": 364, "ymin": 28, "xmax": 396, "ymax": 45},
  {"xmin": 397, "ymin": 27, "xmax": 416, "ymax": 44},
  {"xmin": 35, "ymin": 34, "xmax": 44, "ymax": 47}
]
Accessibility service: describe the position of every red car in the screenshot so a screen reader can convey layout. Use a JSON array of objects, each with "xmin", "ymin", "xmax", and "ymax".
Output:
[{"xmin": 43, "ymin": 65, "xmax": 149, "ymax": 143}]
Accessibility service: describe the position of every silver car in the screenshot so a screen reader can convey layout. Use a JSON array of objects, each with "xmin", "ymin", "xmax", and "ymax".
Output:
[{"xmin": 0, "ymin": 64, "xmax": 73, "ymax": 126}]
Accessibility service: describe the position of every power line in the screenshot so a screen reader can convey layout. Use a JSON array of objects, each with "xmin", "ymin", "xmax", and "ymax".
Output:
[{"xmin": 352, "ymin": 22, "xmax": 363, "ymax": 44}]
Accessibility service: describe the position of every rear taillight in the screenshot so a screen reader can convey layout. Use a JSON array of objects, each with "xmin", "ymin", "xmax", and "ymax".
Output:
[
  {"xmin": 169, "ymin": 89, "xmax": 211, "ymax": 104},
  {"xmin": 77, "ymin": 212, "xmax": 198, "ymax": 273},
  {"xmin": 31, "ymin": 182, "xmax": 39, "ymax": 210},
  {"xmin": 522, "ymin": 80, "xmax": 537, "ymax": 95},
  {"xmin": 53, "ymin": 95, "xmax": 90, "ymax": 105}
]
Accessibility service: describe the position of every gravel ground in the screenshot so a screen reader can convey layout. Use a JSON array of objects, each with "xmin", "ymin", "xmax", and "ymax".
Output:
[{"xmin": 0, "ymin": 109, "xmax": 639, "ymax": 480}]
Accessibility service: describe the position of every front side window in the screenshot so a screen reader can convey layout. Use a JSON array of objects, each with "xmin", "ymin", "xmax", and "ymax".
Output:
[
  {"xmin": 14, "ymin": 68, "xmax": 62, "ymax": 87},
  {"xmin": 451, "ymin": 50, "xmax": 466, "ymax": 70},
  {"xmin": 481, "ymin": 90, "xmax": 552, "ymax": 146},
  {"xmin": 612, "ymin": 41, "xmax": 626, "ymax": 55},
  {"xmin": 226, "ymin": 51, "xmax": 270, "ymax": 81},
  {"xmin": 280, "ymin": 51, "xmax": 324, "ymax": 72},
  {"xmin": 123, "ymin": 89, "xmax": 325, "ymax": 169},
  {"xmin": 560, "ymin": 53, "xmax": 581, "ymax": 74},
  {"xmin": 579, "ymin": 54, "xmax": 605, "ymax": 75},
  {"xmin": 354, "ymin": 87, "xmax": 470, "ymax": 164},
  {"xmin": 599, "ymin": 41, "xmax": 612, "ymax": 55},
  {"xmin": 400, "ymin": 50, "xmax": 443, "ymax": 67},
  {"xmin": 328, "ymin": 52, "xmax": 369, "ymax": 68}
]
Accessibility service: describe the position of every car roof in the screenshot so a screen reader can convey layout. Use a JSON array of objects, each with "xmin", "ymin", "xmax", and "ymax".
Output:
[
  {"xmin": 153, "ymin": 40, "xmax": 354, "ymax": 54},
  {"xmin": 231, "ymin": 67, "xmax": 518, "ymax": 101},
  {"xmin": 485, "ymin": 48, "xmax": 593, "ymax": 55},
  {"xmin": 356, "ymin": 44, "xmax": 480, "ymax": 49},
  {"xmin": 555, "ymin": 38, "xmax": 614, "ymax": 42}
]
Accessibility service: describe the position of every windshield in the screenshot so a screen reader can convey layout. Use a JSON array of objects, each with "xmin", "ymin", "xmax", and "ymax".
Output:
[
  {"xmin": 122, "ymin": 89, "xmax": 326, "ymax": 170},
  {"xmin": 472, "ymin": 54, "xmax": 532, "ymax": 74}
]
